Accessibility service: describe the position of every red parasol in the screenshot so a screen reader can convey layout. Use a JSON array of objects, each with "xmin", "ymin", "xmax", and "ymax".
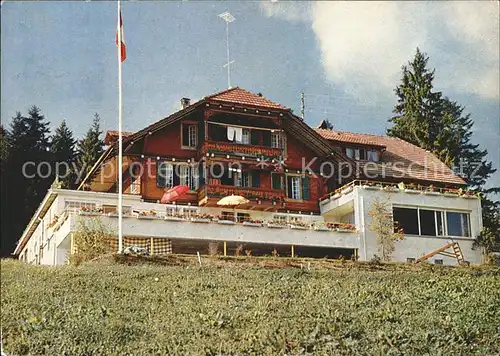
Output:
[{"xmin": 161, "ymin": 185, "xmax": 190, "ymax": 204}]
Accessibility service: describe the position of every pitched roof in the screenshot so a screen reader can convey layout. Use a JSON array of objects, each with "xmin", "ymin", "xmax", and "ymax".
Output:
[
  {"xmin": 206, "ymin": 87, "xmax": 288, "ymax": 110},
  {"xmin": 315, "ymin": 129, "xmax": 466, "ymax": 186},
  {"xmin": 105, "ymin": 130, "xmax": 134, "ymax": 145},
  {"xmin": 315, "ymin": 129, "xmax": 387, "ymax": 148}
]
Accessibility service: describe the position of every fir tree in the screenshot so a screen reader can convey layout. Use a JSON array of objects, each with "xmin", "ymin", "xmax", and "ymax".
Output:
[
  {"xmin": 388, "ymin": 48, "xmax": 499, "ymax": 253},
  {"xmin": 51, "ymin": 120, "xmax": 77, "ymax": 188},
  {"xmin": 1, "ymin": 107, "xmax": 51, "ymax": 256},
  {"xmin": 76, "ymin": 113, "xmax": 104, "ymax": 182},
  {"xmin": 388, "ymin": 48, "xmax": 444, "ymax": 153}
]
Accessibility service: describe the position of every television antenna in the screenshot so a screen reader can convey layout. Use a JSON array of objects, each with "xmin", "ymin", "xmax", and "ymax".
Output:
[{"xmin": 219, "ymin": 11, "xmax": 235, "ymax": 88}]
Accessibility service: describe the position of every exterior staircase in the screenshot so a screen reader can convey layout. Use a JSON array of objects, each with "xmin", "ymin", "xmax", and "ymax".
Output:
[{"xmin": 415, "ymin": 241, "xmax": 467, "ymax": 265}]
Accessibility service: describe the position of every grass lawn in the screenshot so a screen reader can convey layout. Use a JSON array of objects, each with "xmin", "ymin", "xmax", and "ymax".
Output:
[{"xmin": 1, "ymin": 256, "xmax": 499, "ymax": 355}]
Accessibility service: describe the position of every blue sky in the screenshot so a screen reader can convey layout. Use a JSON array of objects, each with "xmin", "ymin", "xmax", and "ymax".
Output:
[{"xmin": 1, "ymin": 1, "xmax": 499, "ymax": 188}]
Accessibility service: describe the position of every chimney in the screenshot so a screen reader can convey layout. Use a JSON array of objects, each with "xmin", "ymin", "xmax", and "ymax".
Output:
[{"xmin": 180, "ymin": 97, "xmax": 191, "ymax": 109}]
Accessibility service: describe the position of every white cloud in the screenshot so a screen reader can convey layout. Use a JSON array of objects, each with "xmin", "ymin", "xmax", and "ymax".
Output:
[{"xmin": 260, "ymin": 1, "xmax": 500, "ymax": 102}]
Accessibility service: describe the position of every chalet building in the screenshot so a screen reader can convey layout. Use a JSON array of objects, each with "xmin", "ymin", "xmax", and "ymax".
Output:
[{"xmin": 14, "ymin": 88, "xmax": 483, "ymax": 265}]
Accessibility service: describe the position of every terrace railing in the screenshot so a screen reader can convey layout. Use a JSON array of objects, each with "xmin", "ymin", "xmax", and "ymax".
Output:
[{"xmin": 202, "ymin": 141, "xmax": 282, "ymax": 159}]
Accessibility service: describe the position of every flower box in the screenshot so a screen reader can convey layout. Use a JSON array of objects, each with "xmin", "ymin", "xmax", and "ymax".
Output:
[
  {"xmin": 190, "ymin": 218, "xmax": 212, "ymax": 223},
  {"xmin": 443, "ymin": 192, "xmax": 459, "ymax": 197},
  {"xmin": 423, "ymin": 191, "xmax": 441, "ymax": 196},
  {"xmin": 290, "ymin": 225, "xmax": 309, "ymax": 230},
  {"xmin": 217, "ymin": 220, "xmax": 236, "ymax": 225},
  {"xmin": 383, "ymin": 186, "xmax": 399, "ymax": 193},
  {"xmin": 362, "ymin": 185, "xmax": 381, "ymax": 191},
  {"xmin": 341, "ymin": 186, "xmax": 353, "ymax": 195},
  {"xmin": 319, "ymin": 199, "xmax": 330, "ymax": 206},
  {"xmin": 404, "ymin": 189, "xmax": 421, "ymax": 194},
  {"xmin": 332, "ymin": 192, "xmax": 341, "ymax": 200},
  {"xmin": 164, "ymin": 216, "xmax": 185, "ymax": 222},
  {"xmin": 460, "ymin": 194, "xmax": 478, "ymax": 199},
  {"xmin": 78, "ymin": 211, "xmax": 101, "ymax": 216},
  {"xmin": 337, "ymin": 228, "xmax": 356, "ymax": 233},
  {"xmin": 314, "ymin": 226, "xmax": 331, "ymax": 232},
  {"xmin": 242, "ymin": 221, "xmax": 262, "ymax": 227},
  {"xmin": 267, "ymin": 223, "xmax": 286, "ymax": 229}
]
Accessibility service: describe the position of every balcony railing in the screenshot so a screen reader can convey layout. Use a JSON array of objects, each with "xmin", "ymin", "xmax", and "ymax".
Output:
[
  {"xmin": 202, "ymin": 141, "xmax": 282, "ymax": 158},
  {"xmin": 201, "ymin": 184, "xmax": 285, "ymax": 203}
]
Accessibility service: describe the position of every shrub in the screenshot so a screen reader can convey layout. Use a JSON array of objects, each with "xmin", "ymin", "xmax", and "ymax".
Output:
[
  {"xmin": 208, "ymin": 242, "xmax": 219, "ymax": 256},
  {"xmin": 69, "ymin": 217, "xmax": 114, "ymax": 266},
  {"xmin": 235, "ymin": 244, "xmax": 244, "ymax": 257}
]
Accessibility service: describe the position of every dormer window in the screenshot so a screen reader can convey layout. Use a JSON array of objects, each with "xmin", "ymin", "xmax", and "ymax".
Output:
[{"xmin": 345, "ymin": 147, "xmax": 379, "ymax": 162}]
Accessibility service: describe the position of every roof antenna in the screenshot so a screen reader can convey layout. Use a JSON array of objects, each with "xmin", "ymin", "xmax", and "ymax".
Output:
[
  {"xmin": 300, "ymin": 92, "xmax": 305, "ymax": 120},
  {"xmin": 219, "ymin": 12, "xmax": 235, "ymax": 89}
]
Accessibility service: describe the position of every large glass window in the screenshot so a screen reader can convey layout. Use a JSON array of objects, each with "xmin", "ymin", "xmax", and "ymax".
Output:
[
  {"xmin": 446, "ymin": 212, "xmax": 470, "ymax": 237},
  {"xmin": 345, "ymin": 148, "xmax": 354, "ymax": 159},
  {"xmin": 157, "ymin": 162, "xmax": 174, "ymax": 188},
  {"xmin": 287, "ymin": 176, "xmax": 301, "ymax": 200},
  {"xmin": 419, "ymin": 209, "xmax": 436, "ymax": 236},
  {"xmin": 393, "ymin": 207, "xmax": 419, "ymax": 235},
  {"xmin": 393, "ymin": 207, "xmax": 471, "ymax": 237}
]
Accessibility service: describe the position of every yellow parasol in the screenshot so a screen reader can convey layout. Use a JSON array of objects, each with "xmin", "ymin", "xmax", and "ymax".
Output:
[{"xmin": 216, "ymin": 194, "xmax": 250, "ymax": 207}]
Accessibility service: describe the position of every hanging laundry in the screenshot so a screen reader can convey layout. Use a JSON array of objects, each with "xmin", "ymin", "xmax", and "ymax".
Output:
[
  {"xmin": 234, "ymin": 127, "xmax": 243, "ymax": 142},
  {"xmin": 227, "ymin": 126, "xmax": 236, "ymax": 141}
]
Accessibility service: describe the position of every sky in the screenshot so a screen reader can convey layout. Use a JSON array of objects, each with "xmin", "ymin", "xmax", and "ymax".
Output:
[{"xmin": 1, "ymin": 1, "xmax": 499, "ymax": 188}]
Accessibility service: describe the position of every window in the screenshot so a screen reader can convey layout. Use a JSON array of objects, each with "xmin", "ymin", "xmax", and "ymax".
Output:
[
  {"xmin": 273, "ymin": 215, "xmax": 287, "ymax": 224},
  {"xmin": 366, "ymin": 149, "xmax": 379, "ymax": 162},
  {"xmin": 271, "ymin": 132, "xmax": 285, "ymax": 149},
  {"xmin": 346, "ymin": 148, "xmax": 354, "ymax": 159},
  {"xmin": 157, "ymin": 162, "xmax": 174, "ymax": 188},
  {"xmin": 180, "ymin": 165, "xmax": 198, "ymax": 190},
  {"xmin": 286, "ymin": 175, "xmax": 310, "ymax": 200},
  {"xmin": 434, "ymin": 259, "xmax": 443, "ymax": 265},
  {"xmin": 182, "ymin": 124, "xmax": 197, "ymax": 148},
  {"xmin": 234, "ymin": 171, "xmax": 250, "ymax": 187},
  {"xmin": 393, "ymin": 207, "xmax": 471, "ymax": 237},
  {"xmin": 221, "ymin": 211, "xmax": 235, "ymax": 221},
  {"xmin": 446, "ymin": 212, "xmax": 470, "ymax": 237},
  {"xmin": 393, "ymin": 207, "xmax": 419, "ymax": 235},
  {"xmin": 406, "ymin": 258, "xmax": 415, "ymax": 263},
  {"xmin": 419, "ymin": 209, "xmax": 437, "ymax": 236},
  {"xmin": 241, "ymin": 129, "xmax": 251, "ymax": 145},
  {"xmin": 272, "ymin": 173, "xmax": 283, "ymax": 190},
  {"xmin": 237, "ymin": 213, "xmax": 250, "ymax": 223},
  {"xmin": 288, "ymin": 176, "xmax": 301, "ymax": 200}
]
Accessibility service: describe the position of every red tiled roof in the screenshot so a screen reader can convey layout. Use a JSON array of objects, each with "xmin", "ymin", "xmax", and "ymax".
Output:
[
  {"xmin": 315, "ymin": 129, "xmax": 466, "ymax": 186},
  {"xmin": 206, "ymin": 87, "xmax": 288, "ymax": 110},
  {"xmin": 316, "ymin": 129, "xmax": 387, "ymax": 148},
  {"xmin": 105, "ymin": 130, "xmax": 134, "ymax": 145}
]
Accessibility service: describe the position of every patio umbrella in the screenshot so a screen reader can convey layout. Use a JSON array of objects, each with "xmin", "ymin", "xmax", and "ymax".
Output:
[
  {"xmin": 161, "ymin": 185, "xmax": 190, "ymax": 204},
  {"xmin": 216, "ymin": 194, "xmax": 249, "ymax": 207}
]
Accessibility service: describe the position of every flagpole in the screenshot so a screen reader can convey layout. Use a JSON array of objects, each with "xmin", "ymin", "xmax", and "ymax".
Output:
[{"xmin": 117, "ymin": 0, "xmax": 123, "ymax": 253}]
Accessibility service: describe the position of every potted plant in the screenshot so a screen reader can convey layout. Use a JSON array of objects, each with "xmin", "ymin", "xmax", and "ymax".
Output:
[
  {"xmin": 267, "ymin": 220, "xmax": 287, "ymax": 229},
  {"xmin": 443, "ymin": 188, "xmax": 460, "ymax": 197},
  {"xmin": 190, "ymin": 213, "xmax": 213, "ymax": 223},
  {"xmin": 337, "ymin": 223, "xmax": 356, "ymax": 232},
  {"xmin": 383, "ymin": 184, "xmax": 399, "ymax": 192},
  {"xmin": 423, "ymin": 184, "xmax": 441, "ymax": 196},
  {"xmin": 313, "ymin": 223, "xmax": 331, "ymax": 232},
  {"xmin": 363, "ymin": 181, "xmax": 381, "ymax": 190},
  {"xmin": 404, "ymin": 183, "xmax": 420, "ymax": 194},
  {"xmin": 290, "ymin": 221, "xmax": 310, "ymax": 230},
  {"xmin": 216, "ymin": 215, "xmax": 236, "ymax": 225}
]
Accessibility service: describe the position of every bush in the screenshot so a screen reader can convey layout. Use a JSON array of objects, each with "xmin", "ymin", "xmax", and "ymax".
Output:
[{"xmin": 69, "ymin": 217, "xmax": 114, "ymax": 266}]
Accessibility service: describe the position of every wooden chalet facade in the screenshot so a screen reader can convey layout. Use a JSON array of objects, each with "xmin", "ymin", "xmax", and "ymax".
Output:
[{"xmin": 80, "ymin": 88, "xmax": 352, "ymax": 214}]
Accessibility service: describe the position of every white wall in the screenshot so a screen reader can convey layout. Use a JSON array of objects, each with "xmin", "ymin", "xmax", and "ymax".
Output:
[{"xmin": 354, "ymin": 187, "xmax": 483, "ymax": 265}]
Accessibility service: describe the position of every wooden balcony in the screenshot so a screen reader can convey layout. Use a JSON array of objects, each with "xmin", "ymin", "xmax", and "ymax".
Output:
[
  {"xmin": 202, "ymin": 141, "xmax": 282, "ymax": 159},
  {"xmin": 198, "ymin": 184, "xmax": 285, "ymax": 210}
]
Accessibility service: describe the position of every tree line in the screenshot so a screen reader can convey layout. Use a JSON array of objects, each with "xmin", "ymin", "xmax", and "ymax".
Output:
[{"xmin": 0, "ymin": 110, "xmax": 104, "ymax": 256}]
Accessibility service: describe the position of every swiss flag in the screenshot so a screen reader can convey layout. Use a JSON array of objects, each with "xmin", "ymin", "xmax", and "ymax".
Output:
[{"xmin": 116, "ymin": 10, "xmax": 126, "ymax": 62}]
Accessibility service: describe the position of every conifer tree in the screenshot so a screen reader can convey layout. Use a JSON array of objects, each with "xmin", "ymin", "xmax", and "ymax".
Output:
[
  {"xmin": 76, "ymin": 113, "xmax": 104, "ymax": 182},
  {"xmin": 388, "ymin": 48, "xmax": 499, "ymax": 252},
  {"xmin": 1, "ymin": 107, "xmax": 52, "ymax": 256},
  {"xmin": 51, "ymin": 120, "xmax": 77, "ymax": 188}
]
